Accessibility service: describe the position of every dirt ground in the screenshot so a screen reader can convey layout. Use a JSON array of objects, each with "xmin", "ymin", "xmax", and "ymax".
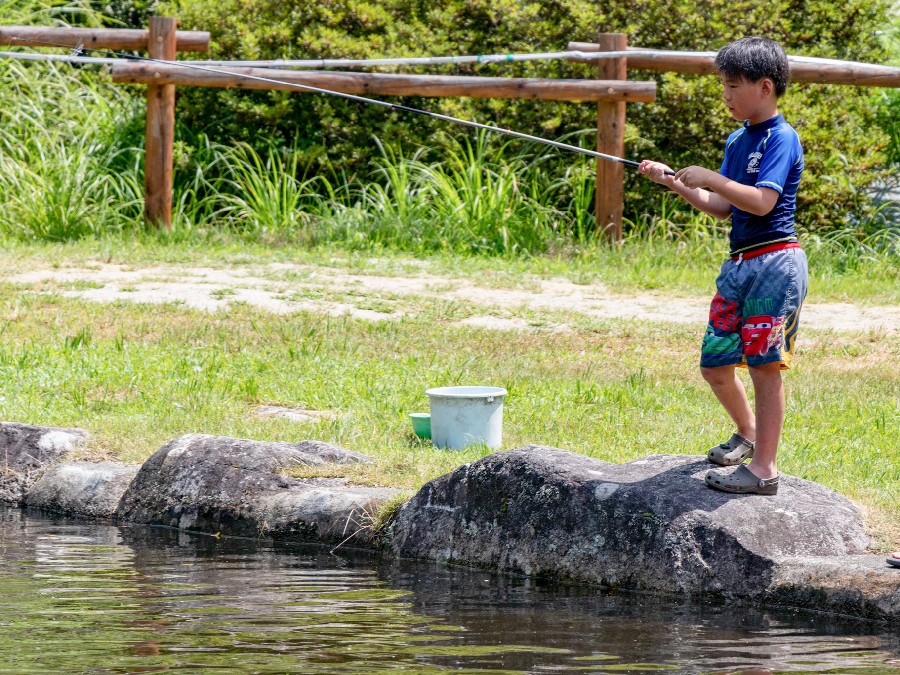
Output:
[{"xmin": 6, "ymin": 261, "xmax": 899, "ymax": 333}]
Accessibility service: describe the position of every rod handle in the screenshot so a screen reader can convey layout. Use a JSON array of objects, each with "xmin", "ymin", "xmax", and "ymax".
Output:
[{"xmin": 622, "ymin": 158, "xmax": 676, "ymax": 176}]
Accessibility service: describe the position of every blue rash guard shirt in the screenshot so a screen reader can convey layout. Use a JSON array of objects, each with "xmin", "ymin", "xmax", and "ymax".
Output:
[{"xmin": 719, "ymin": 114, "xmax": 804, "ymax": 255}]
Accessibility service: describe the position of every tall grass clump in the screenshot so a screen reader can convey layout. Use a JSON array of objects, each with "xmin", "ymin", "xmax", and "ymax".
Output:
[
  {"xmin": 411, "ymin": 133, "xmax": 561, "ymax": 254},
  {"xmin": 546, "ymin": 159, "xmax": 598, "ymax": 247},
  {"xmin": 332, "ymin": 132, "xmax": 596, "ymax": 255},
  {"xmin": 212, "ymin": 141, "xmax": 335, "ymax": 241},
  {"xmin": 0, "ymin": 54, "xmax": 144, "ymax": 240},
  {"xmin": 350, "ymin": 139, "xmax": 435, "ymax": 249},
  {"xmin": 198, "ymin": 131, "xmax": 601, "ymax": 255}
]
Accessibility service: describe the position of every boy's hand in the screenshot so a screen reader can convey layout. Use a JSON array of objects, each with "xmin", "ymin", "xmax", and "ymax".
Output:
[
  {"xmin": 673, "ymin": 166, "xmax": 719, "ymax": 190},
  {"xmin": 638, "ymin": 160, "xmax": 677, "ymax": 187},
  {"xmin": 640, "ymin": 161, "xmax": 732, "ymax": 220}
]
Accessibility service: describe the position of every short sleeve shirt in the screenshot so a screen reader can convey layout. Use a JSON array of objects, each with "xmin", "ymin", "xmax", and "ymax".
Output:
[{"xmin": 720, "ymin": 114, "xmax": 803, "ymax": 254}]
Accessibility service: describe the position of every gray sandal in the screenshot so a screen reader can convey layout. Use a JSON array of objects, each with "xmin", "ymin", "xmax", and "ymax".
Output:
[
  {"xmin": 705, "ymin": 464, "xmax": 779, "ymax": 495},
  {"xmin": 708, "ymin": 433, "xmax": 755, "ymax": 466}
]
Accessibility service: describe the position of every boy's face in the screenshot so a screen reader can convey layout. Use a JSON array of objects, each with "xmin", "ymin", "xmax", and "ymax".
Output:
[{"xmin": 721, "ymin": 76, "xmax": 774, "ymax": 125}]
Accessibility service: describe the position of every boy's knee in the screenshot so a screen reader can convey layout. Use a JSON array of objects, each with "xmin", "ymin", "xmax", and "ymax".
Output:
[
  {"xmin": 748, "ymin": 361, "xmax": 783, "ymax": 385},
  {"xmin": 749, "ymin": 361, "xmax": 783, "ymax": 375},
  {"xmin": 701, "ymin": 365, "xmax": 733, "ymax": 386}
]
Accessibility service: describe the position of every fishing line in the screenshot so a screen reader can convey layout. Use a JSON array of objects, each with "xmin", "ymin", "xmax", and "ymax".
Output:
[{"xmin": 4, "ymin": 37, "xmax": 675, "ymax": 174}]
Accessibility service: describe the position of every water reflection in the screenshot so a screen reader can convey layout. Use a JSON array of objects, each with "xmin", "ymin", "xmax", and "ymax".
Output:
[{"xmin": 0, "ymin": 506, "xmax": 897, "ymax": 673}]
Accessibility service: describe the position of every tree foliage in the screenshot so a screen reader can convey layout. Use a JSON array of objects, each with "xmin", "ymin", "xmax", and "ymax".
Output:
[{"xmin": 149, "ymin": 1, "xmax": 895, "ymax": 230}]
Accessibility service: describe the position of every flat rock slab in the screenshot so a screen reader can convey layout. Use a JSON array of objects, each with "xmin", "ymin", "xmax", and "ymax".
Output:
[
  {"xmin": 253, "ymin": 405, "xmax": 342, "ymax": 423},
  {"xmin": 1, "ymin": 422, "xmax": 89, "ymax": 504},
  {"xmin": 768, "ymin": 556, "xmax": 900, "ymax": 622},
  {"xmin": 117, "ymin": 434, "xmax": 398, "ymax": 545},
  {"xmin": 26, "ymin": 461, "xmax": 140, "ymax": 518},
  {"xmin": 386, "ymin": 446, "xmax": 896, "ymax": 620}
]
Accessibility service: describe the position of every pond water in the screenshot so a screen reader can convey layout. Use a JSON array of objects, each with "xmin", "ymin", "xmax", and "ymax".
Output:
[{"xmin": 1, "ymin": 506, "xmax": 897, "ymax": 674}]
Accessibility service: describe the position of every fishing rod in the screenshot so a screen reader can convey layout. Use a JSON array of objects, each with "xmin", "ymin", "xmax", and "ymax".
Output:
[
  {"xmin": 8, "ymin": 43, "xmax": 892, "ymax": 72},
  {"xmin": 5, "ymin": 37, "xmax": 675, "ymax": 175}
]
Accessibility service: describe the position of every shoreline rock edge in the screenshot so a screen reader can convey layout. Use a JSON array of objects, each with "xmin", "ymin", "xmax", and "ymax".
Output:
[{"xmin": 2, "ymin": 423, "xmax": 897, "ymax": 622}]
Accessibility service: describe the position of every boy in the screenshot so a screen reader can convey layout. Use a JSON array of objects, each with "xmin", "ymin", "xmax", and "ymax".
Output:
[{"xmin": 639, "ymin": 37, "xmax": 807, "ymax": 496}]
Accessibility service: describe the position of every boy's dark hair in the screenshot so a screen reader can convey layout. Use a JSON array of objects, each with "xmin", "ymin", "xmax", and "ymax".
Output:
[{"xmin": 715, "ymin": 37, "xmax": 790, "ymax": 97}]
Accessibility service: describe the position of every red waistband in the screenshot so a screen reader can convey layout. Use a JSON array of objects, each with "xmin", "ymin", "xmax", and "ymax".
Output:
[{"xmin": 731, "ymin": 241, "xmax": 801, "ymax": 261}]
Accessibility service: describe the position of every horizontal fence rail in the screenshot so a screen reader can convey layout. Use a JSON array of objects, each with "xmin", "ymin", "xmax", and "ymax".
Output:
[
  {"xmin": 110, "ymin": 63, "xmax": 657, "ymax": 102},
  {"xmin": 568, "ymin": 43, "xmax": 900, "ymax": 87},
  {"xmin": 0, "ymin": 26, "xmax": 210, "ymax": 52}
]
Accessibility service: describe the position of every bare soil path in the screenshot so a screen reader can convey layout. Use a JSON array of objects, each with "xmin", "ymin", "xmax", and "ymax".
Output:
[{"xmin": 6, "ymin": 261, "xmax": 900, "ymax": 333}]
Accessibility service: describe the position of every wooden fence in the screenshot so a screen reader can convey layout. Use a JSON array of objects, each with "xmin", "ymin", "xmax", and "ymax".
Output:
[
  {"xmin": 4, "ymin": 20, "xmax": 900, "ymax": 239},
  {"xmin": 104, "ymin": 23, "xmax": 656, "ymax": 237},
  {"xmin": 109, "ymin": 36, "xmax": 654, "ymax": 240},
  {"xmin": 2, "ymin": 21, "xmax": 658, "ymax": 235},
  {"xmin": 2, "ymin": 19, "xmax": 210, "ymax": 228}
]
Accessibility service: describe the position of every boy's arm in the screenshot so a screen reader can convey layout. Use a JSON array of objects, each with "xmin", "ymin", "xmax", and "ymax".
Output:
[
  {"xmin": 638, "ymin": 161, "xmax": 733, "ymax": 220},
  {"xmin": 674, "ymin": 166, "xmax": 779, "ymax": 216}
]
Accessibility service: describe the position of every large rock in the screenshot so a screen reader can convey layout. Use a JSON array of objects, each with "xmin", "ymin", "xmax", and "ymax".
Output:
[
  {"xmin": 26, "ymin": 462, "xmax": 139, "ymax": 518},
  {"xmin": 1, "ymin": 422, "xmax": 89, "ymax": 504},
  {"xmin": 386, "ymin": 446, "xmax": 876, "ymax": 598},
  {"xmin": 117, "ymin": 434, "xmax": 398, "ymax": 545}
]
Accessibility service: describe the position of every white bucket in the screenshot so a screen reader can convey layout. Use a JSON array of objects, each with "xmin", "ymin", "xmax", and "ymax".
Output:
[{"xmin": 425, "ymin": 386, "xmax": 507, "ymax": 450}]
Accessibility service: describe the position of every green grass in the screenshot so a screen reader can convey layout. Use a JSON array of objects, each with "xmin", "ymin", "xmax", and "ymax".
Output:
[{"xmin": 0, "ymin": 258, "xmax": 897, "ymax": 550}]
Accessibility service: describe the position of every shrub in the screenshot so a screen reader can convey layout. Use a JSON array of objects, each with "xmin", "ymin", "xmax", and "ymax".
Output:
[
  {"xmin": 873, "ymin": 3, "xmax": 900, "ymax": 166},
  {"xmin": 156, "ymin": 0, "xmax": 896, "ymax": 234}
]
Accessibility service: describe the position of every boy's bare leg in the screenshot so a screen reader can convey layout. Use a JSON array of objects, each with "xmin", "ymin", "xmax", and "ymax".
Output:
[
  {"xmin": 701, "ymin": 364, "xmax": 756, "ymax": 442},
  {"xmin": 746, "ymin": 362, "xmax": 784, "ymax": 480}
]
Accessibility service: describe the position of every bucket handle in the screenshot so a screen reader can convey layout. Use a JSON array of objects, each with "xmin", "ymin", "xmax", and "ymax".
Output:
[{"xmin": 485, "ymin": 395, "xmax": 495, "ymax": 403}]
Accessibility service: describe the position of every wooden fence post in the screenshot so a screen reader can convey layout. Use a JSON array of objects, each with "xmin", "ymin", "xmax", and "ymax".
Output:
[
  {"xmin": 144, "ymin": 17, "xmax": 177, "ymax": 229},
  {"xmin": 595, "ymin": 32, "xmax": 627, "ymax": 243}
]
